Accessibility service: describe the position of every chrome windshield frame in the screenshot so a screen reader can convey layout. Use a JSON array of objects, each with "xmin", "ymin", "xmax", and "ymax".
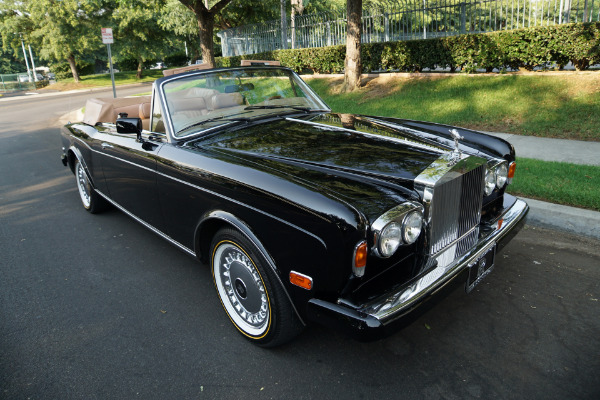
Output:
[{"xmin": 156, "ymin": 66, "xmax": 331, "ymax": 142}]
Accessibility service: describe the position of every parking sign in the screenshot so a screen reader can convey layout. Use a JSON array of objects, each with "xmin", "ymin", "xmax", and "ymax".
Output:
[{"xmin": 101, "ymin": 28, "xmax": 113, "ymax": 44}]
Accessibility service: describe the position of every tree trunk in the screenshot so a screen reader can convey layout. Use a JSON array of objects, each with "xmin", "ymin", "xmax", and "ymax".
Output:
[
  {"xmin": 197, "ymin": 8, "xmax": 215, "ymax": 67},
  {"xmin": 136, "ymin": 57, "xmax": 143, "ymax": 79},
  {"xmin": 343, "ymin": 0, "xmax": 362, "ymax": 92},
  {"xmin": 67, "ymin": 54, "xmax": 80, "ymax": 83},
  {"xmin": 180, "ymin": 0, "xmax": 233, "ymax": 68}
]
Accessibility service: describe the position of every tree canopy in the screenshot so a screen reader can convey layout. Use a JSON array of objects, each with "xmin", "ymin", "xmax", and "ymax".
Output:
[{"xmin": 0, "ymin": 1, "xmax": 374, "ymax": 79}]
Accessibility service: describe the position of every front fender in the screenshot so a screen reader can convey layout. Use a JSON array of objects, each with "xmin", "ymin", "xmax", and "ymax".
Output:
[{"xmin": 195, "ymin": 209, "xmax": 307, "ymax": 325}]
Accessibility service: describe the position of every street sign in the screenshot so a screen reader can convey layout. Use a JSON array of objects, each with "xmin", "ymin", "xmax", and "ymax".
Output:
[
  {"xmin": 101, "ymin": 28, "xmax": 116, "ymax": 98},
  {"xmin": 101, "ymin": 28, "xmax": 113, "ymax": 44}
]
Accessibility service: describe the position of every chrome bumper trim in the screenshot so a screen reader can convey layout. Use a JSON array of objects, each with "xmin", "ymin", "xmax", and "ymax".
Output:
[{"xmin": 359, "ymin": 198, "xmax": 529, "ymax": 324}]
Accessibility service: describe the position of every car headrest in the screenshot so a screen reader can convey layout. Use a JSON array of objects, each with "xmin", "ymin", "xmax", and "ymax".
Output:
[
  {"xmin": 169, "ymin": 96, "xmax": 208, "ymax": 112},
  {"xmin": 139, "ymin": 102, "xmax": 152, "ymax": 119},
  {"xmin": 212, "ymin": 92, "xmax": 243, "ymax": 109}
]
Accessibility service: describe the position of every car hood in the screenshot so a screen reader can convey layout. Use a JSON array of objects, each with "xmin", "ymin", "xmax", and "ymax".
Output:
[
  {"xmin": 195, "ymin": 113, "xmax": 447, "ymax": 181},
  {"xmin": 189, "ymin": 113, "xmax": 454, "ymax": 219}
]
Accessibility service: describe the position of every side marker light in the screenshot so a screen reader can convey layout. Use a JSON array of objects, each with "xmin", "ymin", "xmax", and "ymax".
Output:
[
  {"xmin": 290, "ymin": 271, "xmax": 313, "ymax": 290},
  {"xmin": 507, "ymin": 161, "xmax": 516, "ymax": 184},
  {"xmin": 353, "ymin": 241, "xmax": 368, "ymax": 277}
]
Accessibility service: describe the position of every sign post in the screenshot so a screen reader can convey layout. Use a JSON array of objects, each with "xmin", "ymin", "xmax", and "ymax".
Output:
[{"xmin": 101, "ymin": 28, "xmax": 116, "ymax": 98}]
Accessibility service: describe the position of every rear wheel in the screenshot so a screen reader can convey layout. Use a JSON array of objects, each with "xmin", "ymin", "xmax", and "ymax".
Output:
[
  {"xmin": 210, "ymin": 228, "xmax": 303, "ymax": 347},
  {"xmin": 74, "ymin": 159, "xmax": 108, "ymax": 213}
]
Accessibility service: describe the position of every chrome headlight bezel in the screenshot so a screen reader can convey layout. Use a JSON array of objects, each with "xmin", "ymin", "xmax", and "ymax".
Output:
[
  {"xmin": 495, "ymin": 162, "xmax": 508, "ymax": 188},
  {"xmin": 372, "ymin": 202, "xmax": 424, "ymax": 258},
  {"xmin": 379, "ymin": 222, "xmax": 402, "ymax": 257},
  {"xmin": 402, "ymin": 210, "xmax": 423, "ymax": 245},
  {"xmin": 484, "ymin": 167, "xmax": 496, "ymax": 196},
  {"xmin": 485, "ymin": 160, "xmax": 509, "ymax": 195}
]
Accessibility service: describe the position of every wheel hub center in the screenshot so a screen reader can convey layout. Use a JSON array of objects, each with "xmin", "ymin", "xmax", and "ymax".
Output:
[{"xmin": 234, "ymin": 278, "xmax": 247, "ymax": 299}]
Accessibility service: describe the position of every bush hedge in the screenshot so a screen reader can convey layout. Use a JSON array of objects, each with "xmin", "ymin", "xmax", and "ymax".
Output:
[{"xmin": 215, "ymin": 22, "xmax": 600, "ymax": 74}]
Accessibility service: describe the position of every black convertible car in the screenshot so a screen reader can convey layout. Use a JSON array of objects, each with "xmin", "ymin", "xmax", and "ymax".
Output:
[{"xmin": 60, "ymin": 65, "xmax": 528, "ymax": 346}]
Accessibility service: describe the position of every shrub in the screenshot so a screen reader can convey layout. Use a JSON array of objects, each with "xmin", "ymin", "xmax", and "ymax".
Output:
[{"xmin": 215, "ymin": 22, "xmax": 600, "ymax": 74}]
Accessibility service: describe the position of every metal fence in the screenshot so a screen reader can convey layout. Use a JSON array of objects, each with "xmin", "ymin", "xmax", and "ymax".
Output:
[
  {"xmin": 0, "ymin": 73, "xmax": 36, "ymax": 93},
  {"xmin": 218, "ymin": 0, "xmax": 600, "ymax": 57}
]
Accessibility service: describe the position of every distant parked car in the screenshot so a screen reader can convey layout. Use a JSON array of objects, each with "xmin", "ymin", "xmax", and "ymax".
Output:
[{"xmin": 150, "ymin": 62, "xmax": 167, "ymax": 69}]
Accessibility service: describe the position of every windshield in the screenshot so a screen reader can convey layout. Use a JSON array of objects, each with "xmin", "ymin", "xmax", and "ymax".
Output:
[{"xmin": 161, "ymin": 67, "xmax": 330, "ymax": 138}]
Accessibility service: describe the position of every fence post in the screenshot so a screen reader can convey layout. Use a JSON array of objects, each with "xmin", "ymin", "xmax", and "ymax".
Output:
[
  {"xmin": 423, "ymin": 0, "xmax": 427, "ymax": 39},
  {"xmin": 559, "ymin": 0, "xmax": 563, "ymax": 23},
  {"xmin": 291, "ymin": 15, "xmax": 296, "ymax": 49},
  {"xmin": 384, "ymin": 12, "xmax": 389, "ymax": 42},
  {"xmin": 280, "ymin": 0, "xmax": 288, "ymax": 49},
  {"xmin": 327, "ymin": 22, "xmax": 332, "ymax": 46},
  {"xmin": 460, "ymin": 2, "xmax": 467, "ymax": 34}
]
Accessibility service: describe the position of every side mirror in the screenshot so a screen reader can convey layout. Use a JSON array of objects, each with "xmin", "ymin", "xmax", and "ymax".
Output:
[{"xmin": 116, "ymin": 116, "xmax": 143, "ymax": 142}]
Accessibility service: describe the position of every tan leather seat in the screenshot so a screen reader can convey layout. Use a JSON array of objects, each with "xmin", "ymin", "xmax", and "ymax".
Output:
[
  {"xmin": 139, "ymin": 102, "xmax": 151, "ymax": 130},
  {"xmin": 211, "ymin": 92, "xmax": 244, "ymax": 109},
  {"xmin": 113, "ymin": 104, "xmax": 141, "ymax": 120},
  {"xmin": 170, "ymin": 96, "xmax": 209, "ymax": 116}
]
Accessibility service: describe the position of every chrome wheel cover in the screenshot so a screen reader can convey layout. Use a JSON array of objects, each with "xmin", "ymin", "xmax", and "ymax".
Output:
[
  {"xmin": 213, "ymin": 242, "xmax": 270, "ymax": 337},
  {"xmin": 75, "ymin": 162, "xmax": 91, "ymax": 208}
]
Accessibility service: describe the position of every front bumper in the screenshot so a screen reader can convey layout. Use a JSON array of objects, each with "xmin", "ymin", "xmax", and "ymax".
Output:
[{"xmin": 306, "ymin": 198, "xmax": 529, "ymax": 341}]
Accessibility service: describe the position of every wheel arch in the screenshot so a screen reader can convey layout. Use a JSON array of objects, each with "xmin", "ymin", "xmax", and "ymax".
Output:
[
  {"xmin": 67, "ymin": 146, "xmax": 94, "ymax": 185},
  {"xmin": 194, "ymin": 210, "xmax": 306, "ymax": 326}
]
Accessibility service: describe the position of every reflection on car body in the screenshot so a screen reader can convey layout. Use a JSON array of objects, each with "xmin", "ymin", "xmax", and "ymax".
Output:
[{"xmin": 60, "ymin": 65, "xmax": 528, "ymax": 347}]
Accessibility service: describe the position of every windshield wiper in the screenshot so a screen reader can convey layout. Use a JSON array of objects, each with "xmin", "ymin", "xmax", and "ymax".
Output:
[
  {"xmin": 244, "ymin": 105, "xmax": 316, "ymax": 112},
  {"xmin": 177, "ymin": 116, "xmax": 251, "ymax": 135}
]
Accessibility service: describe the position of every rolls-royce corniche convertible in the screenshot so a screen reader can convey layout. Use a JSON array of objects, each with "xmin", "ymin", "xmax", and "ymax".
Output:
[{"xmin": 60, "ymin": 65, "xmax": 528, "ymax": 347}]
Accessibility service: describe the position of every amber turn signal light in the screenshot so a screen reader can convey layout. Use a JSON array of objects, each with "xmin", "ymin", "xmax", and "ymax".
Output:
[
  {"xmin": 352, "ymin": 241, "xmax": 368, "ymax": 277},
  {"xmin": 507, "ymin": 161, "xmax": 516, "ymax": 184},
  {"xmin": 355, "ymin": 242, "xmax": 367, "ymax": 269},
  {"xmin": 290, "ymin": 271, "xmax": 313, "ymax": 290}
]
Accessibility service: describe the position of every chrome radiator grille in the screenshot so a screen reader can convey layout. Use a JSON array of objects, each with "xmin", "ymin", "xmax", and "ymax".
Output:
[{"xmin": 429, "ymin": 164, "xmax": 485, "ymax": 260}]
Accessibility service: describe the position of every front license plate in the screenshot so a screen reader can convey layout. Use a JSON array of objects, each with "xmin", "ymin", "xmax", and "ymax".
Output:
[{"xmin": 465, "ymin": 244, "xmax": 496, "ymax": 293}]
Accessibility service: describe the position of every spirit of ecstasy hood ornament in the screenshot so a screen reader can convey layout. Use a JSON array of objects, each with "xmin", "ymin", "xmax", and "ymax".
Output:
[{"xmin": 448, "ymin": 128, "xmax": 464, "ymax": 166}]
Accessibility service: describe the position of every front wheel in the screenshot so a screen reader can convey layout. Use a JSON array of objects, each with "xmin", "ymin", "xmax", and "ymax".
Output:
[
  {"xmin": 210, "ymin": 228, "xmax": 303, "ymax": 347},
  {"xmin": 74, "ymin": 159, "xmax": 108, "ymax": 213}
]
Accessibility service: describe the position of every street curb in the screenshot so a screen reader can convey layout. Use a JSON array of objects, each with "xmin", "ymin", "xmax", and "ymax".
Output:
[
  {"xmin": 0, "ymin": 81, "xmax": 153, "ymax": 102},
  {"xmin": 522, "ymin": 197, "xmax": 600, "ymax": 241}
]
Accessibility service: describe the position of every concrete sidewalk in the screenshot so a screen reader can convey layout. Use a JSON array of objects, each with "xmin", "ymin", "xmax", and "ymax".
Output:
[
  {"xmin": 486, "ymin": 132, "xmax": 600, "ymax": 241},
  {"xmin": 488, "ymin": 132, "xmax": 600, "ymax": 166}
]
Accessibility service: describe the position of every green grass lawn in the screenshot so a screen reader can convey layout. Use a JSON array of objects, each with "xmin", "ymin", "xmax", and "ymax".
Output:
[
  {"xmin": 307, "ymin": 73, "xmax": 600, "ymax": 141},
  {"xmin": 507, "ymin": 158, "xmax": 600, "ymax": 211}
]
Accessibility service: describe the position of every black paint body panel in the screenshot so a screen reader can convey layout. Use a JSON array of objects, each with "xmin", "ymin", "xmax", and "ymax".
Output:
[{"xmin": 61, "ymin": 102, "xmax": 522, "ymax": 339}]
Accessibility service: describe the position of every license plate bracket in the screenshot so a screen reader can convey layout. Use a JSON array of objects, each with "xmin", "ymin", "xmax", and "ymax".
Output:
[{"xmin": 466, "ymin": 244, "xmax": 496, "ymax": 293}]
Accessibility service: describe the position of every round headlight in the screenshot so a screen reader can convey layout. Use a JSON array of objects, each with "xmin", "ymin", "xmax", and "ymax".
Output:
[
  {"xmin": 484, "ymin": 167, "xmax": 496, "ymax": 196},
  {"xmin": 402, "ymin": 211, "xmax": 423, "ymax": 245},
  {"xmin": 495, "ymin": 163, "xmax": 508, "ymax": 188},
  {"xmin": 379, "ymin": 222, "xmax": 402, "ymax": 257}
]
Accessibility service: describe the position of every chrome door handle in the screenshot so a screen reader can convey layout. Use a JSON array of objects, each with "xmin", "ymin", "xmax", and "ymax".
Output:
[{"xmin": 101, "ymin": 142, "xmax": 114, "ymax": 149}]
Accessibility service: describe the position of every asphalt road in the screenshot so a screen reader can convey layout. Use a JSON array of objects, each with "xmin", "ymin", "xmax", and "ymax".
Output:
[{"xmin": 1, "ymin": 87, "xmax": 599, "ymax": 400}]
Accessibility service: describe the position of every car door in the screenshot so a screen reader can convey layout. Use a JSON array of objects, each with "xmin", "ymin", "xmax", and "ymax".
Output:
[{"xmin": 97, "ymin": 129, "xmax": 166, "ymax": 231}]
